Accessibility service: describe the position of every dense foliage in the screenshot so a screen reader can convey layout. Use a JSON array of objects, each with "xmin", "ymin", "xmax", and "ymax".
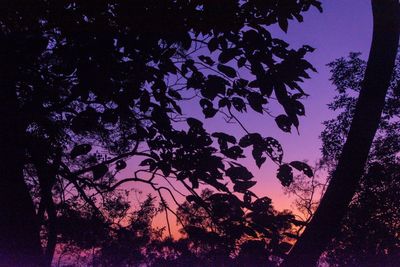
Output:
[
  {"xmin": 53, "ymin": 189, "xmax": 299, "ymax": 267},
  {"xmin": 1, "ymin": 0, "xmax": 322, "ymax": 265}
]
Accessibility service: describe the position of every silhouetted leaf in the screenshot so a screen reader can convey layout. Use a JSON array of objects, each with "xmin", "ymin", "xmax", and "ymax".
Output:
[
  {"xmin": 115, "ymin": 160, "xmax": 127, "ymax": 171},
  {"xmin": 248, "ymin": 92, "xmax": 267, "ymax": 113},
  {"xmin": 222, "ymin": 146, "xmax": 244, "ymax": 160},
  {"xmin": 252, "ymin": 197, "xmax": 272, "ymax": 212},
  {"xmin": 264, "ymin": 137, "xmax": 283, "ymax": 164},
  {"xmin": 187, "ymin": 117, "xmax": 203, "ymax": 128},
  {"xmin": 233, "ymin": 181, "xmax": 257, "ymax": 193},
  {"xmin": 217, "ymin": 64, "xmax": 236, "ymax": 78},
  {"xmin": 237, "ymin": 57, "xmax": 247, "ymax": 68},
  {"xmin": 71, "ymin": 144, "xmax": 92, "ymax": 159},
  {"xmin": 289, "ymin": 161, "xmax": 313, "ymax": 177},
  {"xmin": 239, "ymin": 133, "xmax": 262, "ymax": 148},
  {"xmin": 212, "ymin": 132, "xmax": 236, "ymax": 144},
  {"xmin": 92, "ymin": 164, "xmax": 108, "ymax": 180},
  {"xmin": 244, "ymin": 191, "xmax": 252, "ymax": 205},
  {"xmin": 293, "ymin": 100, "xmax": 305, "ymax": 116},
  {"xmin": 208, "ymin": 37, "xmax": 219, "ymax": 52},
  {"xmin": 232, "ymin": 97, "xmax": 246, "ymax": 112},
  {"xmin": 167, "ymin": 89, "xmax": 182, "ymax": 100},
  {"xmin": 218, "ymin": 49, "xmax": 237, "ymax": 64},
  {"xmin": 277, "ymin": 164, "xmax": 293, "ymax": 186},
  {"xmin": 226, "ymin": 166, "xmax": 253, "ymax": 181},
  {"xmin": 198, "ymin": 55, "xmax": 215, "ymax": 66},
  {"xmin": 278, "ymin": 17, "xmax": 288, "ymax": 33},
  {"xmin": 275, "ymin": 114, "xmax": 292, "ymax": 132}
]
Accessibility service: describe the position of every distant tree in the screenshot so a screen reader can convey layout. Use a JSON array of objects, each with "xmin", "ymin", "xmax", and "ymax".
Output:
[
  {"xmin": 320, "ymin": 52, "xmax": 400, "ymax": 267},
  {"xmin": 286, "ymin": 52, "xmax": 400, "ymax": 266},
  {"xmin": 282, "ymin": 1, "xmax": 400, "ymax": 266},
  {"xmin": 175, "ymin": 189, "xmax": 297, "ymax": 267},
  {"xmin": 0, "ymin": 1, "xmax": 322, "ymax": 265}
]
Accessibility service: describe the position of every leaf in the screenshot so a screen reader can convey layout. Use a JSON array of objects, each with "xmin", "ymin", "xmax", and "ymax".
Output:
[
  {"xmin": 212, "ymin": 132, "xmax": 236, "ymax": 144},
  {"xmin": 139, "ymin": 158, "xmax": 155, "ymax": 167},
  {"xmin": 293, "ymin": 100, "xmax": 305, "ymax": 116},
  {"xmin": 239, "ymin": 133, "xmax": 262, "ymax": 148},
  {"xmin": 187, "ymin": 117, "xmax": 203, "ymax": 128},
  {"xmin": 218, "ymin": 97, "xmax": 231, "ymax": 109},
  {"xmin": 92, "ymin": 164, "xmax": 108, "ymax": 180},
  {"xmin": 232, "ymin": 97, "xmax": 246, "ymax": 112},
  {"xmin": 218, "ymin": 48, "xmax": 237, "ymax": 64},
  {"xmin": 252, "ymin": 147, "xmax": 266, "ymax": 168},
  {"xmin": 247, "ymin": 92, "xmax": 267, "ymax": 113},
  {"xmin": 237, "ymin": 57, "xmax": 246, "ymax": 68},
  {"xmin": 217, "ymin": 64, "xmax": 236, "ymax": 78},
  {"xmin": 226, "ymin": 166, "xmax": 253, "ymax": 181},
  {"xmin": 200, "ymin": 98, "xmax": 218, "ymax": 118},
  {"xmin": 167, "ymin": 89, "xmax": 182, "ymax": 100},
  {"xmin": 252, "ymin": 197, "xmax": 272, "ymax": 212},
  {"xmin": 208, "ymin": 37, "xmax": 219, "ymax": 52},
  {"xmin": 203, "ymin": 75, "xmax": 227, "ymax": 100},
  {"xmin": 203, "ymin": 107, "xmax": 218, "ymax": 118},
  {"xmin": 198, "ymin": 55, "xmax": 215, "ymax": 66},
  {"xmin": 244, "ymin": 191, "xmax": 252, "ymax": 205},
  {"xmin": 115, "ymin": 160, "xmax": 127, "ymax": 171},
  {"xmin": 233, "ymin": 181, "xmax": 256, "ymax": 193},
  {"xmin": 278, "ymin": 17, "xmax": 288, "ymax": 33},
  {"xmin": 264, "ymin": 137, "xmax": 283, "ymax": 164},
  {"xmin": 70, "ymin": 144, "xmax": 92, "ymax": 159},
  {"xmin": 277, "ymin": 164, "xmax": 293, "ymax": 187},
  {"xmin": 289, "ymin": 161, "xmax": 313, "ymax": 177},
  {"xmin": 222, "ymin": 146, "xmax": 244, "ymax": 160},
  {"xmin": 275, "ymin": 114, "xmax": 292, "ymax": 133}
]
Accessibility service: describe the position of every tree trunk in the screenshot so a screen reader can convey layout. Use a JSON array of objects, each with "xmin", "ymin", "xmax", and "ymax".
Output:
[
  {"xmin": 0, "ymin": 39, "xmax": 43, "ymax": 266},
  {"xmin": 31, "ymin": 147, "xmax": 59, "ymax": 267},
  {"xmin": 282, "ymin": 1, "xmax": 400, "ymax": 266}
]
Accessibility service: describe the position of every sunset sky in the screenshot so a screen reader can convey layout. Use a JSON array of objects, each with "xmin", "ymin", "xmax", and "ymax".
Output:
[{"xmin": 123, "ymin": 0, "xmax": 374, "ymax": 235}]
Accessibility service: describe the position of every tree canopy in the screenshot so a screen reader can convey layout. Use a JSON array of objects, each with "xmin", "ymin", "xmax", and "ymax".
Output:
[
  {"xmin": 321, "ymin": 52, "xmax": 400, "ymax": 267},
  {"xmin": 0, "ymin": 0, "xmax": 322, "ymax": 265}
]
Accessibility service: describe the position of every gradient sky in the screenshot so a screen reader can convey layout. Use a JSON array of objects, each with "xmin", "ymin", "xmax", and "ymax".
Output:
[{"xmin": 125, "ymin": 0, "xmax": 374, "ymax": 235}]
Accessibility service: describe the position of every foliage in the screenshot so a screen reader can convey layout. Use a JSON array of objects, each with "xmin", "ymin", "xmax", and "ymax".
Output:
[
  {"xmin": 289, "ymin": 52, "xmax": 400, "ymax": 266},
  {"xmin": 1, "ymin": 0, "xmax": 321, "ymax": 263},
  {"xmin": 54, "ymin": 189, "xmax": 299, "ymax": 267}
]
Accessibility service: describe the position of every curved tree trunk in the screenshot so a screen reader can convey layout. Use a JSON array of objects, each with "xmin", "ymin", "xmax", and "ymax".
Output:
[
  {"xmin": 282, "ymin": 1, "xmax": 400, "ymax": 266},
  {"xmin": 0, "ymin": 39, "xmax": 43, "ymax": 266}
]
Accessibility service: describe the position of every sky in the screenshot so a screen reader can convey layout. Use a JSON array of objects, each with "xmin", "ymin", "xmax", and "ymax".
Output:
[
  {"xmin": 243, "ymin": 0, "xmax": 373, "ymax": 209},
  {"xmin": 125, "ymin": 0, "xmax": 374, "ymax": 235}
]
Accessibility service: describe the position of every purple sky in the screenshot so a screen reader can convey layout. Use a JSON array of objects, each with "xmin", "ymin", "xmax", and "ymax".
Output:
[
  {"xmin": 126, "ymin": 0, "xmax": 374, "ymax": 234},
  {"xmin": 247, "ymin": 0, "xmax": 373, "ymax": 208},
  {"xmin": 196, "ymin": 0, "xmax": 373, "ymax": 209}
]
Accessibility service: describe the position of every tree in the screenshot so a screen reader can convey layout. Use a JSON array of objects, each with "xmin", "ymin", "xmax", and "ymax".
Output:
[
  {"xmin": 282, "ymin": 1, "xmax": 400, "ymax": 266},
  {"xmin": 176, "ymin": 189, "xmax": 296, "ymax": 266},
  {"xmin": 285, "ymin": 52, "xmax": 400, "ymax": 266},
  {"xmin": 321, "ymin": 52, "xmax": 400, "ymax": 266},
  {"xmin": 0, "ymin": 1, "xmax": 322, "ymax": 265}
]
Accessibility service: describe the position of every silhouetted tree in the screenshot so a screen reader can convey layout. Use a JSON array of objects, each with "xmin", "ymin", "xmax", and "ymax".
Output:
[
  {"xmin": 0, "ymin": 1, "xmax": 322, "ymax": 265},
  {"xmin": 175, "ymin": 189, "xmax": 296, "ymax": 267},
  {"xmin": 320, "ymin": 52, "xmax": 400, "ymax": 267},
  {"xmin": 282, "ymin": 1, "xmax": 400, "ymax": 266}
]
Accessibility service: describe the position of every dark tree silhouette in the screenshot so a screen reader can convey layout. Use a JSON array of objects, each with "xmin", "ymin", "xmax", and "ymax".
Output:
[
  {"xmin": 0, "ymin": 1, "xmax": 322, "ymax": 266},
  {"xmin": 282, "ymin": 1, "xmax": 400, "ymax": 266},
  {"xmin": 176, "ymin": 189, "xmax": 296, "ymax": 266},
  {"xmin": 286, "ymin": 52, "xmax": 400, "ymax": 266},
  {"xmin": 320, "ymin": 52, "xmax": 400, "ymax": 267}
]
